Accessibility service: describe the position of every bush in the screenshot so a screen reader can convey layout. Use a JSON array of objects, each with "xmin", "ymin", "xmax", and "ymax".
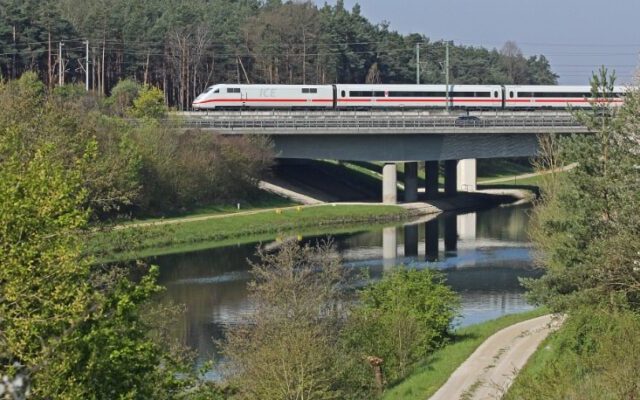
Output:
[
  {"xmin": 342, "ymin": 267, "xmax": 460, "ymax": 387},
  {"xmin": 131, "ymin": 85, "xmax": 166, "ymax": 119}
]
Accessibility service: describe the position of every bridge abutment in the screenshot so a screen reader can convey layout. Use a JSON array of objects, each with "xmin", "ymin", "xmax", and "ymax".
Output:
[
  {"xmin": 404, "ymin": 162, "xmax": 418, "ymax": 202},
  {"xmin": 382, "ymin": 163, "xmax": 398, "ymax": 204}
]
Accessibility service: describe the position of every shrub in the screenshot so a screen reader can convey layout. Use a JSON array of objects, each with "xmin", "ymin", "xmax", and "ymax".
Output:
[{"xmin": 343, "ymin": 268, "xmax": 460, "ymax": 386}]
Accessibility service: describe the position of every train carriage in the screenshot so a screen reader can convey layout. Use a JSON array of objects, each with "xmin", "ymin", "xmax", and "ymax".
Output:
[
  {"xmin": 334, "ymin": 84, "xmax": 503, "ymax": 109},
  {"xmin": 503, "ymin": 85, "xmax": 626, "ymax": 109},
  {"xmin": 192, "ymin": 84, "xmax": 334, "ymax": 110},
  {"xmin": 193, "ymin": 83, "xmax": 629, "ymax": 111}
]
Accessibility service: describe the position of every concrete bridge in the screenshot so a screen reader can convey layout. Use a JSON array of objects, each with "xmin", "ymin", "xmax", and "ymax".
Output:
[{"xmin": 177, "ymin": 111, "xmax": 589, "ymax": 203}]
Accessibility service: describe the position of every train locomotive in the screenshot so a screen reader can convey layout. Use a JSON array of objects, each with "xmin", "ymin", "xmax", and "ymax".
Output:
[{"xmin": 192, "ymin": 83, "xmax": 626, "ymax": 110}]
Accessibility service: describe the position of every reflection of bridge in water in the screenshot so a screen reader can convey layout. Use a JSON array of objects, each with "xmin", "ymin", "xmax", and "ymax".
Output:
[{"xmin": 338, "ymin": 211, "xmax": 534, "ymax": 272}]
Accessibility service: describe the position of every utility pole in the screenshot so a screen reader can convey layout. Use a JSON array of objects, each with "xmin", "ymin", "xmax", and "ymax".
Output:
[
  {"xmin": 58, "ymin": 41, "xmax": 64, "ymax": 86},
  {"xmin": 85, "ymin": 40, "xmax": 89, "ymax": 91},
  {"xmin": 445, "ymin": 41, "xmax": 450, "ymax": 112},
  {"xmin": 416, "ymin": 43, "xmax": 420, "ymax": 84}
]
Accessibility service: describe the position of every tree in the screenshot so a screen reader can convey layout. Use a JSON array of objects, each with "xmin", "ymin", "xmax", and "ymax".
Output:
[
  {"xmin": 526, "ymin": 68, "xmax": 640, "ymax": 312},
  {"xmin": 222, "ymin": 240, "xmax": 353, "ymax": 400},
  {"xmin": 130, "ymin": 84, "xmax": 166, "ymax": 119},
  {"xmin": 0, "ymin": 74, "xmax": 206, "ymax": 398},
  {"xmin": 500, "ymin": 41, "xmax": 528, "ymax": 83}
]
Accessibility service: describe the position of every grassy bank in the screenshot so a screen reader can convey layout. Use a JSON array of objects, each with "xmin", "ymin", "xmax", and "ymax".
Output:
[
  {"xmin": 382, "ymin": 308, "xmax": 547, "ymax": 400},
  {"xmin": 118, "ymin": 190, "xmax": 297, "ymax": 225},
  {"xmin": 504, "ymin": 309, "xmax": 640, "ymax": 400},
  {"xmin": 88, "ymin": 204, "xmax": 411, "ymax": 260}
]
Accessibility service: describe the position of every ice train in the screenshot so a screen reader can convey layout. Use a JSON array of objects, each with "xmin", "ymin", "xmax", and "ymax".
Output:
[{"xmin": 192, "ymin": 83, "xmax": 626, "ymax": 110}]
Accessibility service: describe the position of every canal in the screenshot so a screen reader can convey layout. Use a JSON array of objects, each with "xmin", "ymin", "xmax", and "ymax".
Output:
[{"xmin": 150, "ymin": 202, "xmax": 541, "ymax": 376}]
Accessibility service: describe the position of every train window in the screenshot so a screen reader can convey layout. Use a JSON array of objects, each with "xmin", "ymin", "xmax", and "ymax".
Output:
[
  {"xmin": 509, "ymin": 91, "xmax": 514, "ymax": 98},
  {"xmin": 388, "ymin": 91, "xmax": 446, "ymax": 97},
  {"xmin": 373, "ymin": 91, "xmax": 385, "ymax": 97},
  {"xmin": 214, "ymin": 89, "xmax": 220, "ymax": 93},
  {"xmin": 227, "ymin": 88, "xmax": 240, "ymax": 93},
  {"xmin": 302, "ymin": 88, "xmax": 309, "ymax": 93},
  {"xmin": 341, "ymin": 90, "xmax": 346, "ymax": 97},
  {"xmin": 518, "ymin": 92, "xmax": 533, "ymax": 98},
  {"xmin": 311, "ymin": 88, "xmax": 317, "ymax": 93},
  {"xmin": 494, "ymin": 91, "xmax": 499, "ymax": 98},
  {"xmin": 350, "ymin": 91, "xmax": 374, "ymax": 97}
]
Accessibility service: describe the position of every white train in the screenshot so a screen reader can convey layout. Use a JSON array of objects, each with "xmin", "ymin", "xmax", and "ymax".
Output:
[{"xmin": 192, "ymin": 83, "xmax": 626, "ymax": 110}]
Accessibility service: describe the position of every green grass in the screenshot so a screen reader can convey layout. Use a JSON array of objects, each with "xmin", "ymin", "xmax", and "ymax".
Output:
[
  {"xmin": 504, "ymin": 310, "xmax": 640, "ymax": 400},
  {"xmin": 117, "ymin": 190, "xmax": 296, "ymax": 226},
  {"xmin": 88, "ymin": 204, "xmax": 411, "ymax": 260},
  {"xmin": 382, "ymin": 308, "xmax": 548, "ymax": 400},
  {"xmin": 477, "ymin": 159, "xmax": 534, "ymax": 182}
]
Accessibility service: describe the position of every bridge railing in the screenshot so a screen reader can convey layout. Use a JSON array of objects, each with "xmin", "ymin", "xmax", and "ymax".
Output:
[{"xmin": 174, "ymin": 114, "xmax": 585, "ymax": 130}]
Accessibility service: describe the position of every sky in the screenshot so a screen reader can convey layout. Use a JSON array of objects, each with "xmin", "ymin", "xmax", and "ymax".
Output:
[{"xmin": 313, "ymin": 0, "xmax": 640, "ymax": 85}]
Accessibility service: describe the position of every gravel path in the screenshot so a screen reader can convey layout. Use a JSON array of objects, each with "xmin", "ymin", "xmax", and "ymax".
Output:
[{"xmin": 429, "ymin": 314, "xmax": 563, "ymax": 400}]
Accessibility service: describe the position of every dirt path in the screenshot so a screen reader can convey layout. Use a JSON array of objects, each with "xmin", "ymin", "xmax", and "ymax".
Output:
[
  {"xmin": 429, "ymin": 314, "xmax": 563, "ymax": 400},
  {"xmin": 479, "ymin": 163, "xmax": 577, "ymax": 185}
]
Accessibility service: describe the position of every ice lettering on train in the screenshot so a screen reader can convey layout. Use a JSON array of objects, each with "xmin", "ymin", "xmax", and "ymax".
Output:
[{"xmin": 260, "ymin": 88, "xmax": 277, "ymax": 97}]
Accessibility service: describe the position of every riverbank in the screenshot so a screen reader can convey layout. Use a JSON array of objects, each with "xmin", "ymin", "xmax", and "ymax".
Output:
[
  {"xmin": 382, "ymin": 309, "xmax": 548, "ymax": 400},
  {"xmin": 88, "ymin": 204, "xmax": 413, "ymax": 261},
  {"xmin": 88, "ymin": 186, "xmax": 534, "ymax": 261}
]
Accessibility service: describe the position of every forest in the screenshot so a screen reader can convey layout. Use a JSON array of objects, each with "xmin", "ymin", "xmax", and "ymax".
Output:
[{"xmin": 0, "ymin": 0, "xmax": 558, "ymax": 109}]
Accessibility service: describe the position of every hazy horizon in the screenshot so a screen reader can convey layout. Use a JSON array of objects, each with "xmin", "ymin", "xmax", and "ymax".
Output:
[{"xmin": 314, "ymin": 0, "xmax": 640, "ymax": 85}]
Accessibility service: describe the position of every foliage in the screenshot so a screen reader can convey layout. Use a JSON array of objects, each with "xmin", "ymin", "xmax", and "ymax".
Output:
[
  {"xmin": 505, "ymin": 309, "xmax": 640, "ymax": 400},
  {"xmin": 343, "ymin": 268, "xmax": 460, "ymax": 386},
  {"xmin": 108, "ymin": 79, "xmax": 141, "ymax": 116},
  {"xmin": 0, "ymin": 0, "xmax": 557, "ymax": 108},
  {"xmin": 130, "ymin": 85, "xmax": 166, "ymax": 119},
  {"xmin": 132, "ymin": 125, "xmax": 273, "ymax": 213},
  {"xmin": 525, "ymin": 68, "xmax": 640, "ymax": 312},
  {"xmin": 221, "ymin": 240, "xmax": 354, "ymax": 400},
  {"xmin": 0, "ymin": 73, "xmax": 273, "ymax": 219},
  {"xmin": 0, "ymin": 108, "xmax": 195, "ymax": 398},
  {"xmin": 383, "ymin": 309, "xmax": 547, "ymax": 400}
]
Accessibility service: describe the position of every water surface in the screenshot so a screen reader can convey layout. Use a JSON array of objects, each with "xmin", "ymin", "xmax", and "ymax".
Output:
[{"xmin": 150, "ymin": 203, "xmax": 541, "ymax": 373}]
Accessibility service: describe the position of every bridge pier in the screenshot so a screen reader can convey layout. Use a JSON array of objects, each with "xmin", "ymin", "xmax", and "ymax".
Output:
[
  {"xmin": 404, "ymin": 224, "xmax": 419, "ymax": 257},
  {"xmin": 444, "ymin": 160, "xmax": 458, "ymax": 196},
  {"xmin": 457, "ymin": 159, "xmax": 477, "ymax": 192},
  {"xmin": 424, "ymin": 161, "xmax": 439, "ymax": 199},
  {"xmin": 444, "ymin": 215, "xmax": 458, "ymax": 253},
  {"xmin": 383, "ymin": 227, "xmax": 398, "ymax": 271},
  {"xmin": 382, "ymin": 163, "xmax": 398, "ymax": 204},
  {"xmin": 425, "ymin": 218, "xmax": 439, "ymax": 262},
  {"xmin": 404, "ymin": 162, "xmax": 418, "ymax": 202}
]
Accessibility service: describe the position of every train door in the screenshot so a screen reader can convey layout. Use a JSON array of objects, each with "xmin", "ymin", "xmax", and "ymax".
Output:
[{"xmin": 332, "ymin": 85, "xmax": 337, "ymax": 109}]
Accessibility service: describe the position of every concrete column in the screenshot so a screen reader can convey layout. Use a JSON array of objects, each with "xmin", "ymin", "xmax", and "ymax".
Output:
[
  {"xmin": 382, "ymin": 163, "xmax": 398, "ymax": 204},
  {"xmin": 444, "ymin": 214, "xmax": 458, "ymax": 253},
  {"xmin": 425, "ymin": 161, "xmax": 439, "ymax": 199},
  {"xmin": 425, "ymin": 218, "xmax": 439, "ymax": 262},
  {"xmin": 457, "ymin": 159, "xmax": 477, "ymax": 192},
  {"xmin": 457, "ymin": 212, "xmax": 477, "ymax": 241},
  {"xmin": 404, "ymin": 225, "xmax": 419, "ymax": 257},
  {"xmin": 444, "ymin": 160, "xmax": 458, "ymax": 196},
  {"xmin": 404, "ymin": 162, "xmax": 418, "ymax": 203},
  {"xmin": 383, "ymin": 227, "xmax": 398, "ymax": 271}
]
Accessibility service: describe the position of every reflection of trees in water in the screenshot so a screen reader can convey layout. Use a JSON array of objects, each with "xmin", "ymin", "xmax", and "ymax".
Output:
[
  {"xmin": 475, "ymin": 204, "xmax": 532, "ymax": 241},
  {"xmin": 445, "ymin": 267, "xmax": 542, "ymax": 292}
]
